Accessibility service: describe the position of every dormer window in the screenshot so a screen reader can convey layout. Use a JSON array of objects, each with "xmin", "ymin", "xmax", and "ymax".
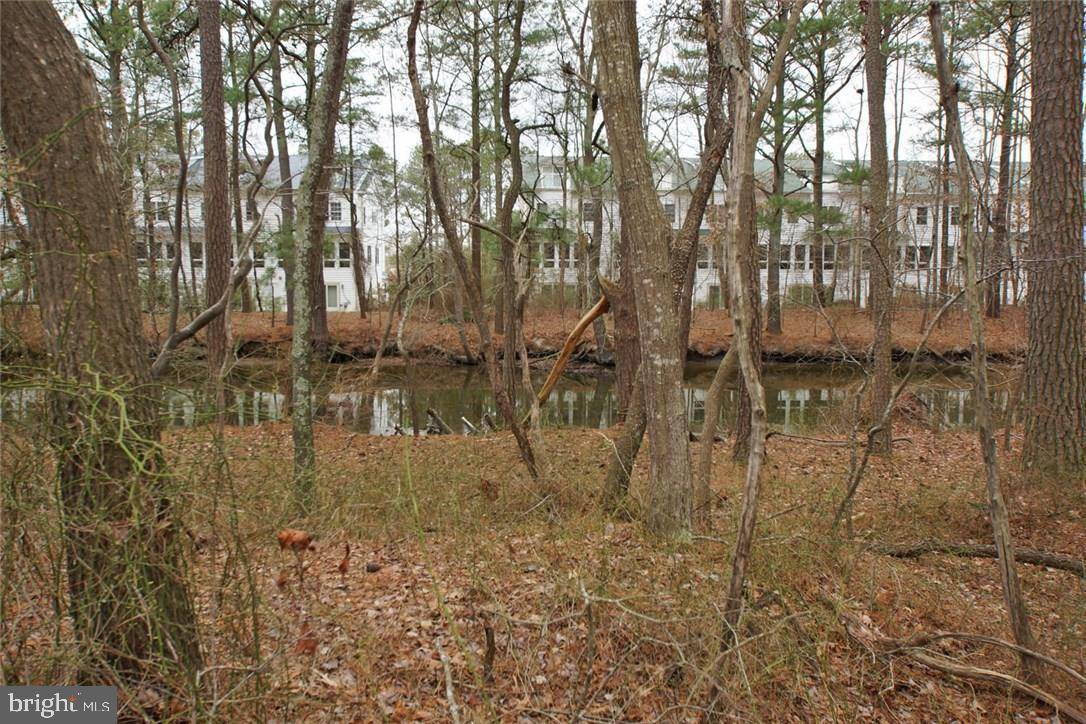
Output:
[{"xmin": 328, "ymin": 199, "xmax": 343, "ymax": 222}]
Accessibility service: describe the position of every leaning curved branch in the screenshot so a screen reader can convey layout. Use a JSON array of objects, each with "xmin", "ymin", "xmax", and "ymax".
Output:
[{"xmin": 532, "ymin": 294, "xmax": 610, "ymax": 414}]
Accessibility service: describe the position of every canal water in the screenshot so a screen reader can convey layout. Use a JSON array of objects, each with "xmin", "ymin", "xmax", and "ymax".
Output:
[{"xmin": 2, "ymin": 362, "xmax": 1011, "ymax": 436}]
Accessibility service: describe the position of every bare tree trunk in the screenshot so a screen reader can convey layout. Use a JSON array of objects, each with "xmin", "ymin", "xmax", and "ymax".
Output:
[
  {"xmin": 588, "ymin": 185, "xmax": 608, "ymax": 358},
  {"xmin": 346, "ymin": 100, "xmax": 367, "ymax": 318},
  {"xmin": 1022, "ymin": 0, "xmax": 1086, "ymax": 475},
  {"xmin": 939, "ymin": 132, "xmax": 951, "ymax": 297},
  {"xmin": 199, "ymin": 0, "xmax": 232, "ymax": 374},
  {"xmin": 1, "ymin": 0, "xmax": 201, "ymax": 685},
  {"xmin": 292, "ymin": 0, "xmax": 354, "ymax": 513},
  {"xmin": 986, "ymin": 8, "xmax": 1020, "ymax": 319},
  {"xmin": 270, "ymin": 27, "xmax": 296, "ymax": 324},
  {"xmin": 765, "ymin": 35, "xmax": 786, "ymax": 335},
  {"xmin": 930, "ymin": 4, "xmax": 1038, "ymax": 678},
  {"xmin": 731, "ymin": 172, "xmax": 762, "ymax": 461},
  {"xmin": 863, "ymin": 0, "xmax": 893, "ymax": 454},
  {"xmin": 137, "ymin": 0, "xmax": 187, "ymax": 340},
  {"xmin": 496, "ymin": 0, "xmax": 530, "ymax": 411},
  {"xmin": 593, "ymin": 0, "xmax": 695, "ymax": 538},
  {"xmin": 408, "ymin": 0, "xmax": 540, "ymax": 481},
  {"xmin": 716, "ymin": 0, "xmax": 768, "ymax": 637},
  {"xmin": 470, "ymin": 3, "xmax": 484, "ymax": 296},
  {"xmin": 491, "ymin": 2, "xmax": 507, "ymax": 336},
  {"xmin": 704, "ymin": 2, "xmax": 802, "ymax": 642},
  {"xmin": 227, "ymin": 21, "xmax": 253, "ymax": 313},
  {"xmin": 694, "ymin": 346, "xmax": 737, "ymax": 519},
  {"xmin": 811, "ymin": 36, "xmax": 828, "ymax": 305}
]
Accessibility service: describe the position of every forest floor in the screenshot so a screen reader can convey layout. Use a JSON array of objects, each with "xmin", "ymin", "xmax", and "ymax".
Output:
[
  {"xmin": 3, "ymin": 305, "xmax": 1032, "ymax": 366},
  {"xmin": 6, "ymin": 418, "xmax": 1084, "ymax": 721}
]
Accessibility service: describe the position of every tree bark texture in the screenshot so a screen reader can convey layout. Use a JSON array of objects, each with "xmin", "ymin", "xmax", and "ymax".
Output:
[
  {"xmin": 863, "ymin": 0, "xmax": 894, "ymax": 454},
  {"xmin": 931, "ymin": 2, "xmax": 1038, "ymax": 677},
  {"xmin": 199, "ymin": 0, "xmax": 232, "ymax": 373},
  {"xmin": 986, "ymin": 9, "xmax": 1020, "ymax": 319},
  {"xmin": 291, "ymin": 0, "xmax": 354, "ymax": 513},
  {"xmin": 270, "ymin": 29, "xmax": 296, "ymax": 324},
  {"xmin": 1023, "ymin": 0, "xmax": 1086, "ymax": 475},
  {"xmin": 592, "ymin": 0, "xmax": 693, "ymax": 538},
  {"xmin": 1, "ymin": 0, "xmax": 201, "ymax": 685}
]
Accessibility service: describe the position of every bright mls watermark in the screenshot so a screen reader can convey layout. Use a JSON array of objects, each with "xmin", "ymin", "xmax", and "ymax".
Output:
[{"xmin": 1, "ymin": 687, "xmax": 116, "ymax": 723}]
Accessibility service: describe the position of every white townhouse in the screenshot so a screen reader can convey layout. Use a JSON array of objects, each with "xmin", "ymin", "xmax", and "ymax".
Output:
[
  {"xmin": 136, "ymin": 153, "xmax": 398, "ymax": 313},
  {"xmin": 522, "ymin": 156, "xmax": 1036, "ymax": 308}
]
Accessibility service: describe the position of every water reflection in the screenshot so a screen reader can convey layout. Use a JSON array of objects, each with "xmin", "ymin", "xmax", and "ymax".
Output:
[{"xmin": 2, "ymin": 363, "xmax": 1009, "ymax": 436}]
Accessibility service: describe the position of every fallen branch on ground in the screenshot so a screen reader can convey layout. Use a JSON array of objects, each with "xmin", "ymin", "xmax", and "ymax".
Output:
[
  {"xmin": 766, "ymin": 431, "xmax": 913, "ymax": 447},
  {"xmin": 828, "ymin": 596, "xmax": 1086, "ymax": 723},
  {"xmin": 868, "ymin": 539, "xmax": 1085, "ymax": 577},
  {"xmin": 426, "ymin": 408, "xmax": 453, "ymax": 435}
]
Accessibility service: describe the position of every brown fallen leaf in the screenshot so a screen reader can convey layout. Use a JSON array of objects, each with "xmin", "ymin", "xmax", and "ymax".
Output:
[
  {"xmin": 293, "ymin": 621, "xmax": 317, "ymax": 656},
  {"xmin": 479, "ymin": 477, "xmax": 499, "ymax": 501},
  {"xmin": 338, "ymin": 542, "xmax": 351, "ymax": 577},
  {"xmin": 275, "ymin": 569, "xmax": 289, "ymax": 590},
  {"xmin": 277, "ymin": 528, "xmax": 314, "ymax": 552}
]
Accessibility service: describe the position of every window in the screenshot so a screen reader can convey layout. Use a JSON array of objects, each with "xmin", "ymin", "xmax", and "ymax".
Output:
[
  {"xmin": 155, "ymin": 201, "xmax": 170, "ymax": 222},
  {"xmin": 366, "ymin": 245, "xmax": 373, "ymax": 263},
  {"xmin": 325, "ymin": 284, "xmax": 339, "ymax": 309},
  {"xmin": 375, "ymin": 246, "xmax": 380, "ymax": 264},
  {"xmin": 245, "ymin": 201, "xmax": 255, "ymax": 222},
  {"xmin": 664, "ymin": 202, "xmax": 676, "ymax": 224},
  {"xmin": 757, "ymin": 242, "xmax": 768, "ymax": 270},
  {"xmin": 708, "ymin": 285, "xmax": 722, "ymax": 310},
  {"xmin": 541, "ymin": 241, "xmax": 556, "ymax": 268},
  {"xmin": 559, "ymin": 243, "xmax": 575, "ymax": 268},
  {"xmin": 190, "ymin": 240, "xmax": 203, "ymax": 267},
  {"xmin": 329, "ymin": 200, "xmax": 343, "ymax": 222},
  {"xmin": 793, "ymin": 244, "xmax": 808, "ymax": 271},
  {"xmin": 134, "ymin": 240, "xmax": 148, "ymax": 262},
  {"xmin": 537, "ymin": 201, "xmax": 549, "ymax": 218},
  {"xmin": 919, "ymin": 245, "xmax": 933, "ymax": 268},
  {"xmin": 915, "ymin": 206, "xmax": 928, "ymax": 225},
  {"xmin": 325, "ymin": 240, "xmax": 351, "ymax": 268},
  {"xmin": 779, "ymin": 244, "xmax": 791, "ymax": 270},
  {"xmin": 253, "ymin": 243, "xmax": 264, "ymax": 267},
  {"xmin": 162, "ymin": 241, "xmax": 174, "ymax": 261},
  {"xmin": 582, "ymin": 200, "xmax": 596, "ymax": 221},
  {"xmin": 697, "ymin": 242, "xmax": 712, "ymax": 270},
  {"xmin": 950, "ymin": 206, "xmax": 960, "ymax": 226},
  {"xmin": 822, "ymin": 243, "xmax": 835, "ymax": 270}
]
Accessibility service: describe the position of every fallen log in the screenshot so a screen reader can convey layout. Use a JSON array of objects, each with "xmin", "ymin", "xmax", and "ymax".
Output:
[
  {"xmin": 868, "ymin": 539, "xmax": 1084, "ymax": 577},
  {"xmin": 426, "ymin": 408, "xmax": 453, "ymax": 435}
]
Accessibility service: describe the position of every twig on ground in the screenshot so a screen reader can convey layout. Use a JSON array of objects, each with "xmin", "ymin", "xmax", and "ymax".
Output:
[{"xmin": 435, "ymin": 637, "xmax": 461, "ymax": 724}]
